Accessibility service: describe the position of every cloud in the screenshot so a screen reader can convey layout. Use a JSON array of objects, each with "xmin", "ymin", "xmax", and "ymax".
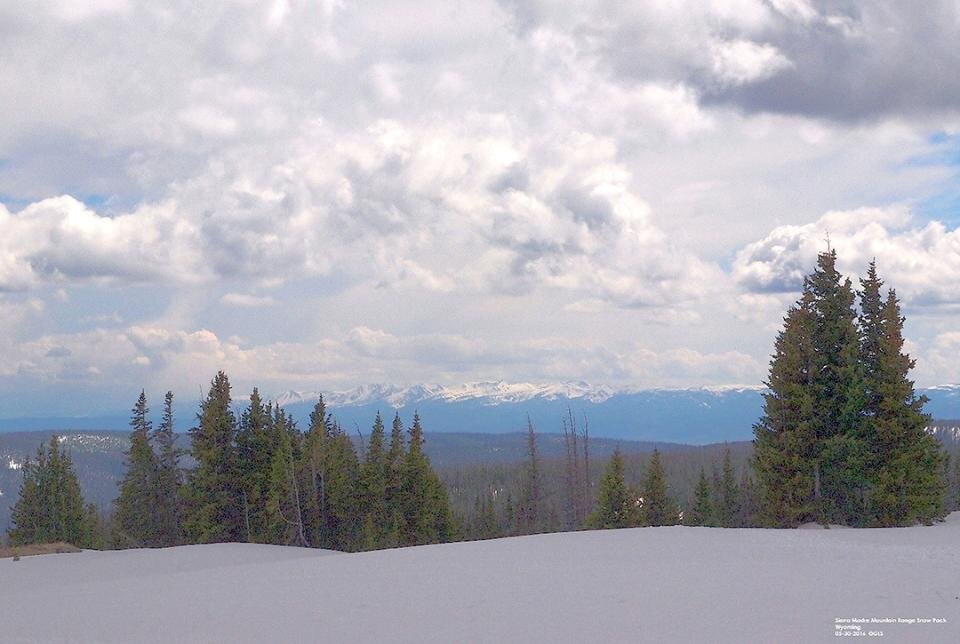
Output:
[
  {"xmin": 710, "ymin": 1, "xmax": 960, "ymax": 120},
  {"xmin": 0, "ymin": 196, "xmax": 204, "ymax": 290},
  {"xmin": 0, "ymin": 0, "xmax": 958, "ymax": 413},
  {"xmin": 0, "ymin": 116, "xmax": 716, "ymax": 310},
  {"xmin": 0, "ymin": 322, "xmax": 765, "ymax": 396},
  {"xmin": 220, "ymin": 293, "xmax": 277, "ymax": 308},
  {"xmin": 498, "ymin": 0, "xmax": 960, "ymax": 122},
  {"xmin": 732, "ymin": 206, "xmax": 960, "ymax": 306},
  {"xmin": 709, "ymin": 39, "xmax": 792, "ymax": 87}
]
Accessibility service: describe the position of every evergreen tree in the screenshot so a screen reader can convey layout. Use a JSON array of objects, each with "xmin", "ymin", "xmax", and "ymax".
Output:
[
  {"xmin": 324, "ymin": 421, "xmax": 361, "ymax": 551},
  {"xmin": 755, "ymin": 255, "xmax": 945, "ymax": 527},
  {"xmin": 688, "ymin": 467, "xmax": 714, "ymax": 527},
  {"xmin": 8, "ymin": 436, "xmax": 86, "ymax": 546},
  {"xmin": 384, "ymin": 412, "xmax": 407, "ymax": 545},
  {"xmin": 473, "ymin": 493, "xmax": 500, "ymax": 540},
  {"xmin": 587, "ymin": 449, "xmax": 635, "ymax": 529},
  {"xmin": 183, "ymin": 371, "xmax": 244, "ymax": 543},
  {"xmin": 717, "ymin": 448, "xmax": 740, "ymax": 527},
  {"xmin": 360, "ymin": 412, "xmax": 388, "ymax": 549},
  {"xmin": 859, "ymin": 260, "xmax": 885, "ymax": 414},
  {"xmin": 300, "ymin": 396, "xmax": 329, "ymax": 548},
  {"xmin": 738, "ymin": 468, "xmax": 760, "ymax": 528},
  {"xmin": 81, "ymin": 503, "xmax": 108, "ymax": 550},
  {"xmin": 401, "ymin": 412, "xmax": 456, "ymax": 545},
  {"xmin": 807, "ymin": 250, "xmax": 869, "ymax": 524},
  {"xmin": 114, "ymin": 391, "xmax": 161, "ymax": 547},
  {"xmin": 517, "ymin": 416, "xmax": 542, "ymax": 534},
  {"xmin": 868, "ymin": 290, "xmax": 946, "ymax": 525},
  {"xmin": 152, "ymin": 391, "xmax": 182, "ymax": 546},
  {"xmin": 753, "ymin": 291, "xmax": 818, "ymax": 526},
  {"xmin": 641, "ymin": 449, "xmax": 676, "ymax": 526},
  {"xmin": 236, "ymin": 388, "xmax": 273, "ymax": 542},
  {"xmin": 265, "ymin": 411, "xmax": 307, "ymax": 546}
]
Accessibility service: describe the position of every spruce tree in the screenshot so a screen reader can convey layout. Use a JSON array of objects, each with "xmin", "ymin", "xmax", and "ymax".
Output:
[
  {"xmin": 360, "ymin": 412, "xmax": 388, "ymax": 549},
  {"xmin": 807, "ymin": 250, "xmax": 869, "ymax": 524},
  {"xmin": 755, "ymin": 255, "xmax": 945, "ymax": 527},
  {"xmin": 868, "ymin": 290, "xmax": 946, "ymax": 525},
  {"xmin": 324, "ymin": 421, "xmax": 361, "ymax": 551},
  {"xmin": 401, "ymin": 412, "xmax": 456, "ymax": 545},
  {"xmin": 114, "ymin": 391, "xmax": 161, "ymax": 547},
  {"xmin": 473, "ymin": 493, "xmax": 500, "ymax": 540},
  {"xmin": 8, "ymin": 449, "xmax": 44, "ymax": 546},
  {"xmin": 641, "ymin": 449, "xmax": 676, "ymax": 526},
  {"xmin": 717, "ymin": 448, "xmax": 740, "ymax": 527},
  {"xmin": 265, "ymin": 412, "xmax": 307, "ymax": 546},
  {"xmin": 587, "ymin": 449, "xmax": 635, "ymax": 529},
  {"xmin": 753, "ymin": 291, "xmax": 818, "ymax": 526},
  {"xmin": 183, "ymin": 371, "xmax": 244, "ymax": 543},
  {"xmin": 236, "ymin": 388, "xmax": 272, "ymax": 542},
  {"xmin": 738, "ymin": 468, "xmax": 760, "ymax": 528},
  {"xmin": 688, "ymin": 467, "xmax": 714, "ymax": 527},
  {"xmin": 300, "ymin": 396, "xmax": 329, "ymax": 548},
  {"xmin": 153, "ymin": 391, "xmax": 182, "ymax": 546},
  {"xmin": 9, "ymin": 437, "xmax": 86, "ymax": 546},
  {"xmin": 384, "ymin": 412, "xmax": 407, "ymax": 545}
]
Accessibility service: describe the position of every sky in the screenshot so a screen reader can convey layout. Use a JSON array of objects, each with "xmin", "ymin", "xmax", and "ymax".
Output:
[{"xmin": 2, "ymin": 0, "xmax": 960, "ymax": 416}]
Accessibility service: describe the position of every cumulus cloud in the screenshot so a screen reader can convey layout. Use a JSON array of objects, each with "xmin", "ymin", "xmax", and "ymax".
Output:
[
  {"xmin": 0, "ymin": 0, "xmax": 959, "ymax": 409},
  {"xmin": 733, "ymin": 206, "xmax": 960, "ymax": 306},
  {"xmin": 0, "ymin": 115, "xmax": 716, "ymax": 309},
  {"xmin": 0, "ymin": 197, "xmax": 205, "ymax": 290}
]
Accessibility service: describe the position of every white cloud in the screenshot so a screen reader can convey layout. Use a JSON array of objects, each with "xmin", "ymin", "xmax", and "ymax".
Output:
[
  {"xmin": 0, "ymin": 322, "xmax": 765, "ymax": 394},
  {"xmin": 733, "ymin": 206, "xmax": 960, "ymax": 307},
  {"xmin": 710, "ymin": 40, "xmax": 792, "ymax": 87},
  {"xmin": 220, "ymin": 293, "xmax": 277, "ymax": 308},
  {"xmin": 0, "ymin": 0, "xmax": 958, "ymax": 410}
]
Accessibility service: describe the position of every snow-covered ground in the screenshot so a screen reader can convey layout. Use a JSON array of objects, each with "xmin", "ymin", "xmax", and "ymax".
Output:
[{"xmin": 3, "ymin": 516, "xmax": 959, "ymax": 643}]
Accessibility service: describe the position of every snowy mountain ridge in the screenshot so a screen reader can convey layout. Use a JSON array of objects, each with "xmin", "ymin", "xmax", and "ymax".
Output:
[{"xmin": 273, "ymin": 381, "xmax": 768, "ymax": 408}]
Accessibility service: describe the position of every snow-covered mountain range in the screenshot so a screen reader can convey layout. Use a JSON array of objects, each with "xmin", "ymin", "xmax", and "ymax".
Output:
[
  {"xmin": 3, "ymin": 382, "xmax": 959, "ymax": 445},
  {"xmin": 273, "ymin": 381, "xmax": 765, "ymax": 409},
  {"xmin": 270, "ymin": 381, "xmax": 960, "ymax": 444}
]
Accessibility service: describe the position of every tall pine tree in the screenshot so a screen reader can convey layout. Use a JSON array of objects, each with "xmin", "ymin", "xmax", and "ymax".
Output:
[
  {"xmin": 688, "ymin": 466, "xmax": 714, "ymax": 527},
  {"xmin": 360, "ymin": 412, "xmax": 388, "ymax": 549},
  {"xmin": 400, "ymin": 412, "xmax": 456, "ymax": 545},
  {"xmin": 587, "ymin": 449, "xmax": 635, "ymax": 529},
  {"xmin": 114, "ymin": 391, "xmax": 161, "ymax": 547},
  {"xmin": 753, "ymin": 290, "xmax": 818, "ymax": 527},
  {"xmin": 152, "ymin": 391, "xmax": 182, "ymax": 546},
  {"xmin": 868, "ymin": 290, "xmax": 946, "ymax": 525},
  {"xmin": 641, "ymin": 449, "xmax": 676, "ymax": 526},
  {"xmin": 716, "ymin": 448, "xmax": 740, "ymax": 527},
  {"xmin": 183, "ymin": 372, "xmax": 244, "ymax": 543},
  {"xmin": 9, "ymin": 436, "xmax": 87, "ymax": 547}
]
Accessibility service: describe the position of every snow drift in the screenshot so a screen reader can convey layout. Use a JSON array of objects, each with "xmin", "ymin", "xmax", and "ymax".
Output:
[{"xmin": 2, "ymin": 515, "xmax": 959, "ymax": 643}]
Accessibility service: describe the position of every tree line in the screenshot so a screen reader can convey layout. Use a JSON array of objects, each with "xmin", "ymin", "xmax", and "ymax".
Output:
[
  {"xmin": 6, "ymin": 253, "xmax": 957, "ymax": 549},
  {"xmin": 8, "ymin": 371, "xmax": 456, "ymax": 551}
]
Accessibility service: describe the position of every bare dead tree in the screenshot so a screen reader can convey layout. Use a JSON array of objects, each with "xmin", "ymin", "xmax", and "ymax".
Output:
[{"xmin": 582, "ymin": 413, "xmax": 591, "ymax": 518}]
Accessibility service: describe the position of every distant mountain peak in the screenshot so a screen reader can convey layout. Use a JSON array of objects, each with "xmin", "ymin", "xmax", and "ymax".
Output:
[
  {"xmin": 270, "ymin": 381, "xmax": 781, "ymax": 410},
  {"xmin": 273, "ymin": 381, "xmax": 623, "ymax": 408}
]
